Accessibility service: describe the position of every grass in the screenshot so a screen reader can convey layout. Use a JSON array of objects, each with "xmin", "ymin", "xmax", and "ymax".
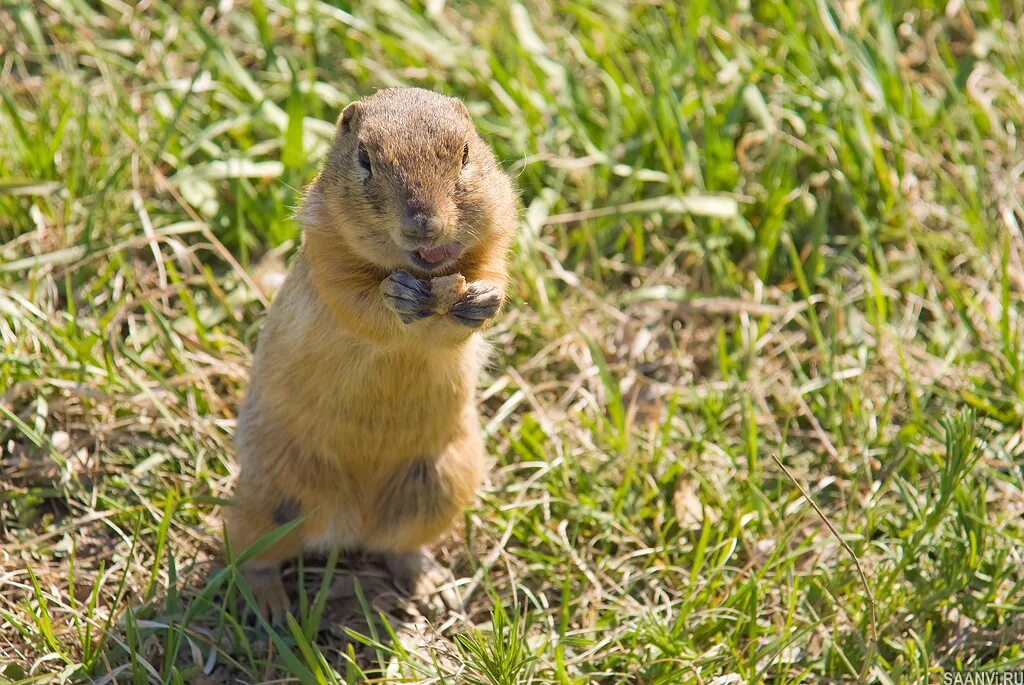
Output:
[{"xmin": 1, "ymin": 0, "xmax": 1023, "ymax": 682}]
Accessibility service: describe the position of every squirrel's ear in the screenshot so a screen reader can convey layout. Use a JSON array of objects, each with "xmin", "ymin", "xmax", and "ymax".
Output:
[
  {"xmin": 338, "ymin": 101, "xmax": 362, "ymax": 135},
  {"xmin": 449, "ymin": 97, "xmax": 471, "ymax": 120}
]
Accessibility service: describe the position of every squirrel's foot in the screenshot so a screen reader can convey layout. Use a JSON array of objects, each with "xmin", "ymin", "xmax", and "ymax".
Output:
[
  {"xmin": 381, "ymin": 271, "xmax": 433, "ymax": 324},
  {"xmin": 448, "ymin": 282, "xmax": 502, "ymax": 328},
  {"xmin": 240, "ymin": 564, "xmax": 291, "ymax": 625},
  {"xmin": 385, "ymin": 549, "xmax": 461, "ymax": 615}
]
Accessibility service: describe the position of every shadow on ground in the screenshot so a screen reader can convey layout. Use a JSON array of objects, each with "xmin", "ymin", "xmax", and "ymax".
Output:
[{"xmin": 147, "ymin": 551, "xmax": 462, "ymax": 682}]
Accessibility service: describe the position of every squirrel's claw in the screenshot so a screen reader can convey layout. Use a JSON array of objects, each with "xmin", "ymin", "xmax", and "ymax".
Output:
[
  {"xmin": 385, "ymin": 549, "xmax": 462, "ymax": 616},
  {"xmin": 448, "ymin": 282, "xmax": 502, "ymax": 328},
  {"xmin": 381, "ymin": 270, "xmax": 433, "ymax": 324},
  {"xmin": 241, "ymin": 566, "xmax": 291, "ymax": 626}
]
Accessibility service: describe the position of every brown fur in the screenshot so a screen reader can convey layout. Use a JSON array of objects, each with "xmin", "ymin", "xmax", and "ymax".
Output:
[{"xmin": 224, "ymin": 88, "xmax": 517, "ymax": 617}]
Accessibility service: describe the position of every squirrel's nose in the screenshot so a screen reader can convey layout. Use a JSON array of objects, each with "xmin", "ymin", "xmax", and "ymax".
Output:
[{"xmin": 400, "ymin": 208, "xmax": 445, "ymax": 242}]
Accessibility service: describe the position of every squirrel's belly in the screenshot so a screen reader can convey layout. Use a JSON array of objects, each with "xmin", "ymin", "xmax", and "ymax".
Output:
[{"xmin": 263, "ymin": 333, "xmax": 481, "ymax": 460}]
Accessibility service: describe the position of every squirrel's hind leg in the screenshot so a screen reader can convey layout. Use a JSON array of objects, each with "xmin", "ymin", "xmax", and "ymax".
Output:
[
  {"xmin": 225, "ymin": 485, "xmax": 310, "ymax": 622},
  {"xmin": 385, "ymin": 548, "xmax": 461, "ymax": 612}
]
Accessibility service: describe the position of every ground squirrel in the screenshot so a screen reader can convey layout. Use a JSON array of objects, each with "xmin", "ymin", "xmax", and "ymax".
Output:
[{"xmin": 225, "ymin": 88, "xmax": 517, "ymax": 619}]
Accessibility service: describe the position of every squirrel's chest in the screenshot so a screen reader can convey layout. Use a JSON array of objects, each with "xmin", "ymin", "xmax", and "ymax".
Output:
[
  {"xmin": 319, "ymin": 332, "xmax": 478, "ymax": 393},
  {"xmin": 267, "ymin": 332, "xmax": 480, "ymax": 447}
]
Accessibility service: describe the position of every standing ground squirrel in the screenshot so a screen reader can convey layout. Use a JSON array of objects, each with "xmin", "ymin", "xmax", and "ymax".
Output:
[{"xmin": 225, "ymin": 88, "xmax": 517, "ymax": 619}]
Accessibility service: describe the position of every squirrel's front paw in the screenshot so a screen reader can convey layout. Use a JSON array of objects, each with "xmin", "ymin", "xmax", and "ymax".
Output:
[
  {"xmin": 381, "ymin": 271, "xmax": 433, "ymax": 324},
  {"xmin": 448, "ymin": 282, "xmax": 502, "ymax": 328}
]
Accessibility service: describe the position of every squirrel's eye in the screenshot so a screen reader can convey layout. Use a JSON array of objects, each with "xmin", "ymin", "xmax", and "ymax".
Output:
[
  {"xmin": 462, "ymin": 144, "xmax": 469, "ymax": 168},
  {"xmin": 357, "ymin": 144, "xmax": 372, "ymax": 175}
]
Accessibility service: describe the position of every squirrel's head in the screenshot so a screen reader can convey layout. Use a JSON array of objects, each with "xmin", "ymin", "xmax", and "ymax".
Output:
[{"xmin": 301, "ymin": 88, "xmax": 513, "ymax": 275}]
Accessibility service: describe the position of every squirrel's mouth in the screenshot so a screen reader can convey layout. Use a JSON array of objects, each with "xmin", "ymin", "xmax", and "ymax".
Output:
[{"xmin": 407, "ymin": 244, "xmax": 463, "ymax": 271}]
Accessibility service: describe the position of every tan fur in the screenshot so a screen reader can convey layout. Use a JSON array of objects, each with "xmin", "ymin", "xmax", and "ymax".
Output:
[{"xmin": 225, "ymin": 88, "xmax": 517, "ymax": 616}]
